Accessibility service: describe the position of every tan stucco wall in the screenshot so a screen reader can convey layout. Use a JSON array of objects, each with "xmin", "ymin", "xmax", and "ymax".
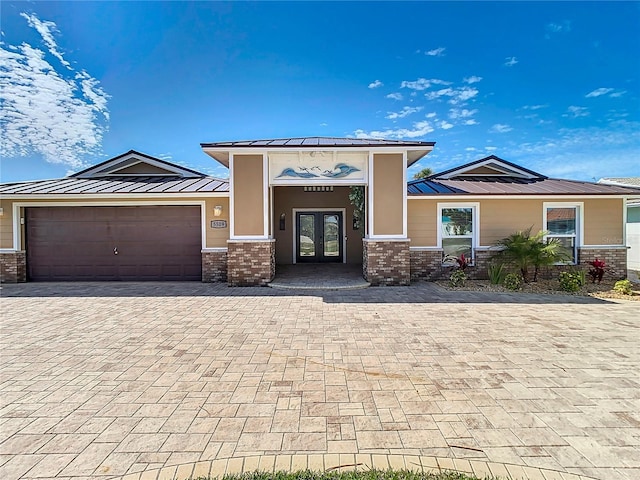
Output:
[
  {"xmin": 407, "ymin": 199, "xmax": 437, "ymax": 246},
  {"xmin": 0, "ymin": 197, "xmax": 230, "ymax": 250},
  {"xmin": 203, "ymin": 197, "xmax": 230, "ymax": 248},
  {"xmin": 372, "ymin": 154, "xmax": 404, "ymax": 236},
  {"xmin": 584, "ymin": 198, "xmax": 624, "ymax": 245},
  {"xmin": 273, "ymin": 186, "xmax": 362, "ymax": 264},
  {"xmin": 232, "ymin": 154, "xmax": 264, "ymax": 236},
  {"xmin": 407, "ymin": 197, "xmax": 626, "ymax": 248},
  {"xmin": 0, "ymin": 199, "xmax": 14, "ymax": 249},
  {"xmin": 479, "ymin": 199, "xmax": 543, "ymax": 246}
]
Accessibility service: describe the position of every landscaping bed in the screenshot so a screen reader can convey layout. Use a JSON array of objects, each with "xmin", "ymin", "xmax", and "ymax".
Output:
[
  {"xmin": 204, "ymin": 470, "xmax": 489, "ymax": 480},
  {"xmin": 437, "ymin": 277, "xmax": 640, "ymax": 301}
]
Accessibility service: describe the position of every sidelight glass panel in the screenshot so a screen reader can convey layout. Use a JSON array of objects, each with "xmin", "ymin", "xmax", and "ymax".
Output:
[
  {"xmin": 323, "ymin": 214, "xmax": 339, "ymax": 257},
  {"xmin": 299, "ymin": 214, "xmax": 315, "ymax": 257}
]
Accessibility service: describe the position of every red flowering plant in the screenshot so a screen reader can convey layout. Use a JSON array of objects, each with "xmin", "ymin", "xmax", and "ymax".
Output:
[
  {"xmin": 455, "ymin": 253, "xmax": 470, "ymax": 271},
  {"xmin": 588, "ymin": 258, "xmax": 606, "ymax": 283}
]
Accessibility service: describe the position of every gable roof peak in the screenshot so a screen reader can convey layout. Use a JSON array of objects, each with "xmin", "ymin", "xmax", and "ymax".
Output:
[
  {"xmin": 432, "ymin": 155, "xmax": 546, "ymax": 180},
  {"xmin": 70, "ymin": 150, "xmax": 205, "ymax": 179}
]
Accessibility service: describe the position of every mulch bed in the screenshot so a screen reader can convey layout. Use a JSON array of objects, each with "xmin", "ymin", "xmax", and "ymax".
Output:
[{"xmin": 436, "ymin": 278, "xmax": 640, "ymax": 301}]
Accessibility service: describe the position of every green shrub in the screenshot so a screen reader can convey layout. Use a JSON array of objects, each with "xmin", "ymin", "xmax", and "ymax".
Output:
[
  {"xmin": 613, "ymin": 279, "xmax": 633, "ymax": 295},
  {"xmin": 493, "ymin": 227, "xmax": 572, "ymax": 282},
  {"xmin": 487, "ymin": 263, "xmax": 507, "ymax": 285},
  {"xmin": 449, "ymin": 269, "xmax": 467, "ymax": 287},
  {"xmin": 503, "ymin": 272, "xmax": 523, "ymax": 291},
  {"xmin": 559, "ymin": 271, "xmax": 583, "ymax": 292}
]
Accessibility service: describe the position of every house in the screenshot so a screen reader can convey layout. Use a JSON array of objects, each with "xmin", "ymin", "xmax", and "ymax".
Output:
[
  {"xmin": 1, "ymin": 137, "xmax": 638, "ymax": 285},
  {"xmin": 598, "ymin": 177, "xmax": 640, "ymax": 272}
]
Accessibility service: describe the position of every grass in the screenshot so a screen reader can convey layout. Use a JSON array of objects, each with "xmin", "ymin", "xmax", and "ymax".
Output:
[{"xmin": 189, "ymin": 469, "xmax": 499, "ymax": 480}]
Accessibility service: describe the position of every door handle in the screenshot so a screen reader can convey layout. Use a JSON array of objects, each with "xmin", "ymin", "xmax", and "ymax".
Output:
[{"xmin": 113, "ymin": 247, "xmax": 118, "ymax": 255}]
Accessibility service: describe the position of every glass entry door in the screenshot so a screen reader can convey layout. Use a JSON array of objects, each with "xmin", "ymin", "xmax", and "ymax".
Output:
[{"xmin": 296, "ymin": 212, "xmax": 343, "ymax": 263}]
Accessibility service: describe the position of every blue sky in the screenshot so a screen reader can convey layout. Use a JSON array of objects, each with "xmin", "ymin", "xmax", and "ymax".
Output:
[{"xmin": 1, "ymin": 1, "xmax": 638, "ymax": 183}]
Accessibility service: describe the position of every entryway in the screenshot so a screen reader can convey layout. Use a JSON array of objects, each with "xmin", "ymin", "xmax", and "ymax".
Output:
[
  {"xmin": 295, "ymin": 211, "xmax": 344, "ymax": 263},
  {"xmin": 269, "ymin": 263, "xmax": 369, "ymax": 289}
]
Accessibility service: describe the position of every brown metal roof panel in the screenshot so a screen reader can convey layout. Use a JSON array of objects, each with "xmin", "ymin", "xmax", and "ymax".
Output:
[
  {"xmin": 197, "ymin": 179, "xmax": 229, "ymax": 192},
  {"xmin": 142, "ymin": 178, "xmax": 189, "ymax": 193},
  {"xmin": 178, "ymin": 177, "xmax": 216, "ymax": 192},
  {"xmin": 55, "ymin": 178, "xmax": 120, "ymax": 194},
  {"xmin": 1, "ymin": 178, "xmax": 76, "ymax": 194},
  {"xmin": 162, "ymin": 178, "xmax": 203, "ymax": 193}
]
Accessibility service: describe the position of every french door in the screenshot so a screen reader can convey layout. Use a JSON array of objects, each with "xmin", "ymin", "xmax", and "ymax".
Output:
[{"xmin": 295, "ymin": 211, "xmax": 343, "ymax": 263}]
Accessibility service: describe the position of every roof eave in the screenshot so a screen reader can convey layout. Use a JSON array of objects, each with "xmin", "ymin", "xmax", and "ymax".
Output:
[{"xmin": 201, "ymin": 143, "xmax": 435, "ymax": 168}]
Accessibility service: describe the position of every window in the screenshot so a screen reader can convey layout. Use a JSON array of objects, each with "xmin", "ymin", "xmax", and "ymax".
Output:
[
  {"xmin": 439, "ymin": 204, "xmax": 477, "ymax": 264},
  {"xmin": 545, "ymin": 204, "xmax": 580, "ymax": 263}
]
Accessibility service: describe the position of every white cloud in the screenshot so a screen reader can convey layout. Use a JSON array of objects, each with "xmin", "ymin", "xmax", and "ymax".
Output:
[
  {"xmin": 465, "ymin": 147, "xmax": 477, "ymax": 152},
  {"xmin": 522, "ymin": 104, "xmax": 548, "ymax": 110},
  {"xmin": 449, "ymin": 108, "xmax": 478, "ymax": 119},
  {"xmin": 320, "ymin": 122, "xmax": 328, "ymax": 127},
  {"xmin": 609, "ymin": 90, "xmax": 626, "ymax": 98},
  {"xmin": 425, "ymin": 86, "xmax": 478, "ymax": 105},
  {"xmin": 463, "ymin": 76, "xmax": 482, "ymax": 84},
  {"xmin": 425, "ymin": 47, "xmax": 446, "ymax": 56},
  {"xmin": 439, "ymin": 120, "xmax": 454, "ymax": 130},
  {"xmin": 489, "ymin": 124, "xmax": 513, "ymax": 133},
  {"xmin": 400, "ymin": 77, "xmax": 451, "ymax": 91},
  {"xmin": 545, "ymin": 20, "xmax": 571, "ymax": 38},
  {"xmin": 504, "ymin": 56, "xmax": 518, "ymax": 67},
  {"xmin": 485, "ymin": 146, "xmax": 498, "ymax": 152},
  {"xmin": 463, "ymin": 119, "xmax": 478, "ymax": 126},
  {"xmin": 511, "ymin": 122, "xmax": 640, "ymax": 179},
  {"xmin": 368, "ymin": 79, "xmax": 383, "ymax": 89},
  {"xmin": 426, "ymin": 112, "xmax": 437, "ymax": 118},
  {"xmin": 353, "ymin": 120, "xmax": 434, "ymax": 140},
  {"xmin": 585, "ymin": 87, "xmax": 614, "ymax": 98},
  {"xmin": 385, "ymin": 92, "xmax": 403, "ymax": 101},
  {"xmin": 0, "ymin": 13, "xmax": 110, "ymax": 170},
  {"xmin": 385, "ymin": 106, "xmax": 423, "ymax": 120},
  {"xmin": 563, "ymin": 106, "xmax": 589, "ymax": 118},
  {"xmin": 20, "ymin": 12, "xmax": 71, "ymax": 69}
]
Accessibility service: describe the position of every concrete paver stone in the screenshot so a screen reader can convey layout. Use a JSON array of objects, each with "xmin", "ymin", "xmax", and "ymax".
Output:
[{"xmin": 1, "ymin": 281, "xmax": 637, "ymax": 480}]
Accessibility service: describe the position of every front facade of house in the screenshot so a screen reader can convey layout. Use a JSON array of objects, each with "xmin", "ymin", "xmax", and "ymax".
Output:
[{"xmin": 1, "ymin": 137, "xmax": 638, "ymax": 285}]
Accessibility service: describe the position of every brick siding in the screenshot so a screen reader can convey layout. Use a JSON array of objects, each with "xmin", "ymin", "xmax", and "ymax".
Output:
[
  {"xmin": 578, "ymin": 247, "xmax": 627, "ymax": 281},
  {"xmin": 0, "ymin": 251, "xmax": 26, "ymax": 283},
  {"xmin": 227, "ymin": 240, "xmax": 275, "ymax": 286},
  {"xmin": 410, "ymin": 249, "xmax": 445, "ymax": 281},
  {"xmin": 363, "ymin": 239, "xmax": 410, "ymax": 286},
  {"xmin": 202, "ymin": 250, "xmax": 228, "ymax": 283}
]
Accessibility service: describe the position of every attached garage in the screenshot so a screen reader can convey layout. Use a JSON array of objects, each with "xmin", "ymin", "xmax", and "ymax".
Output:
[{"xmin": 26, "ymin": 205, "xmax": 202, "ymax": 281}]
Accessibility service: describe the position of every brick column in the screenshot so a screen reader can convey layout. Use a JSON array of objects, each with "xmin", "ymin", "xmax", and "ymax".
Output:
[
  {"xmin": 363, "ymin": 239, "xmax": 410, "ymax": 286},
  {"xmin": 202, "ymin": 250, "xmax": 228, "ymax": 283},
  {"xmin": 227, "ymin": 240, "xmax": 275, "ymax": 286},
  {"xmin": 0, "ymin": 251, "xmax": 26, "ymax": 283}
]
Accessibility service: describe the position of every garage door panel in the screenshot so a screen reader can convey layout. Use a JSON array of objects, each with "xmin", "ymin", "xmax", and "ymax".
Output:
[{"xmin": 27, "ymin": 206, "xmax": 202, "ymax": 281}]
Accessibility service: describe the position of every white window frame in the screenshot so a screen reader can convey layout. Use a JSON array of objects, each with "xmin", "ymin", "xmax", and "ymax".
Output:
[
  {"xmin": 437, "ymin": 202, "xmax": 480, "ymax": 265},
  {"xmin": 543, "ymin": 202, "xmax": 584, "ymax": 265}
]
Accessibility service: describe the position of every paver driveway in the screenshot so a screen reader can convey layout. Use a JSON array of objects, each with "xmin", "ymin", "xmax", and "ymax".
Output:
[{"xmin": 0, "ymin": 282, "xmax": 638, "ymax": 480}]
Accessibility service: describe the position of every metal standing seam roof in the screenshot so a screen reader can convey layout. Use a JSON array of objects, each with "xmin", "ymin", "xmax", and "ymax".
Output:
[
  {"xmin": 407, "ymin": 177, "xmax": 640, "ymax": 196},
  {"xmin": 0, "ymin": 176, "xmax": 229, "ymax": 195},
  {"xmin": 201, "ymin": 136, "xmax": 436, "ymax": 148}
]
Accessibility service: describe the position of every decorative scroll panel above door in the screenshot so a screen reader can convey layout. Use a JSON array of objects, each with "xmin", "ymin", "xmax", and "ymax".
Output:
[{"xmin": 269, "ymin": 152, "xmax": 368, "ymax": 185}]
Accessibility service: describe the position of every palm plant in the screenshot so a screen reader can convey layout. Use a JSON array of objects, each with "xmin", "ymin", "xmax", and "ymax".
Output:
[{"xmin": 494, "ymin": 227, "xmax": 571, "ymax": 282}]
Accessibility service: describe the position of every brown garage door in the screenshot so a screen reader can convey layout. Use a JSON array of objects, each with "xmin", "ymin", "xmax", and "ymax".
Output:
[{"xmin": 26, "ymin": 206, "xmax": 202, "ymax": 281}]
